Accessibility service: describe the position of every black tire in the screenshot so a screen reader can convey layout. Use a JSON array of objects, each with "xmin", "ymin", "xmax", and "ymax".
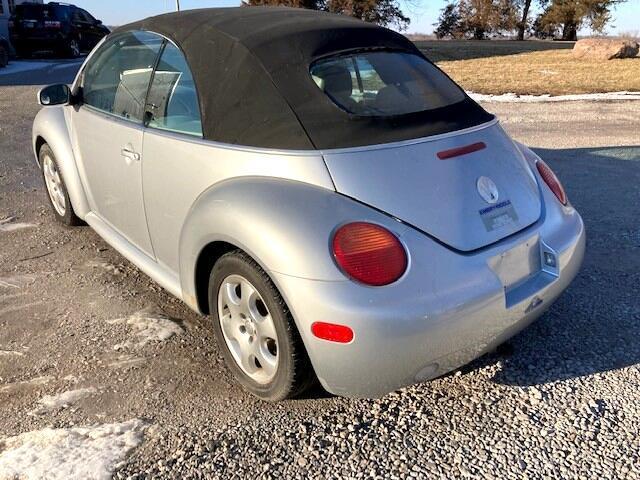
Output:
[
  {"xmin": 208, "ymin": 250, "xmax": 316, "ymax": 401},
  {"xmin": 0, "ymin": 44, "xmax": 8, "ymax": 68},
  {"xmin": 15, "ymin": 46, "xmax": 31, "ymax": 59},
  {"xmin": 39, "ymin": 144, "xmax": 82, "ymax": 226}
]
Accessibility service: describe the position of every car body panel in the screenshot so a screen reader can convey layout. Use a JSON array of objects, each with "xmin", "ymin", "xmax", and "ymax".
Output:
[
  {"xmin": 177, "ymin": 177, "xmax": 411, "ymax": 312},
  {"xmin": 272, "ymin": 171, "xmax": 585, "ymax": 397},
  {"xmin": 142, "ymin": 128, "xmax": 335, "ymax": 276},
  {"xmin": 323, "ymin": 121, "xmax": 541, "ymax": 252},
  {"xmin": 70, "ymin": 106, "xmax": 154, "ymax": 256}
]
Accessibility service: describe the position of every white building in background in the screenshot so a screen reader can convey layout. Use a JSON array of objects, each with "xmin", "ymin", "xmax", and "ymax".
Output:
[{"xmin": 0, "ymin": 0, "xmax": 44, "ymax": 48}]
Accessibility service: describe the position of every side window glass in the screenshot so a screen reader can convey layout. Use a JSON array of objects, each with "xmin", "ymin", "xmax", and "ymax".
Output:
[
  {"xmin": 81, "ymin": 9, "xmax": 96, "ymax": 23},
  {"xmin": 145, "ymin": 42, "xmax": 202, "ymax": 137},
  {"xmin": 82, "ymin": 31, "xmax": 163, "ymax": 122},
  {"xmin": 71, "ymin": 9, "xmax": 83, "ymax": 23}
]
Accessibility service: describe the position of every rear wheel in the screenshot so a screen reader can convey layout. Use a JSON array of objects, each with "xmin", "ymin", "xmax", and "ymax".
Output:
[
  {"xmin": 0, "ymin": 44, "xmax": 8, "ymax": 68},
  {"xmin": 208, "ymin": 251, "xmax": 316, "ymax": 401},
  {"xmin": 39, "ymin": 144, "xmax": 82, "ymax": 226}
]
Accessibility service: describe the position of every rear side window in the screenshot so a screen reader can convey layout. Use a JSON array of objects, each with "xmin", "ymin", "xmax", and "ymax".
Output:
[
  {"xmin": 14, "ymin": 5, "xmax": 44, "ymax": 19},
  {"xmin": 82, "ymin": 31, "xmax": 163, "ymax": 122},
  {"xmin": 13, "ymin": 4, "xmax": 69, "ymax": 21},
  {"xmin": 145, "ymin": 42, "xmax": 203, "ymax": 137},
  {"xmin": 310, "ymin": 51, "xmax": 465, "ymax": 117}
]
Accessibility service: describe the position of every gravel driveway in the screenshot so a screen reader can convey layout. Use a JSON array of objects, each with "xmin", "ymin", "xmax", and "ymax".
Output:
[{"xmin": 1, "ymin": 85, "xmax": 639, "ymax": 479}]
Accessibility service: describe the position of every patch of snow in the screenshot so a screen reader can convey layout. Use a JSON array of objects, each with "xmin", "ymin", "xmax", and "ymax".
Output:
[
  {"xmin": 108, "ymin": 306, "xmax": 183, "ymax": 349},
  {"xmin": 0, "ymin": 301, "xmax": 44, "ymax": 317},
  {"xmin": 469, "ymin": 90, "xmax": 640, "ymax": 103},
  {"xmin": 0, "ymin": 376, "xmax": 54, "ymax": 394},
  {"xmin": 84, "ymin": 260, "xmax": 122, "ymax": 275},
  {"xmin": 0, "ymin": 275, "xmax": 35, "ymax": 289},
  {"xmin": 0, "ymin": 351, "xmax": 24, "ymax": 357},
  {"xmin": 107, "ymin": 354, "xmax": 146, "ymax": 369},
  {"xmin": 0, "ymin": 217, "xmax": 36, "ymax": 233},
  {"xmin": 30, "ymin": 387, "xmax": 98, "ymax": 415},
  {"xmin": 0, "ymin": 419, "xmax": 147, "ymax": 480}
]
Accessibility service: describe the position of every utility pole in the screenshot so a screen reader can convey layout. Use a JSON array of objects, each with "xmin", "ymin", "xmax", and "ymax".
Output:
[{"xmin": 175, "ymin": 0, "xmax": 180, "ymax": 11}]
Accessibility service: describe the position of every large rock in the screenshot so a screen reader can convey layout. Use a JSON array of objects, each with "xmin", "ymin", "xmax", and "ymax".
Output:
[{"xmin": 572, "ymin": 38, "xmax": 639, "ymax": 60}]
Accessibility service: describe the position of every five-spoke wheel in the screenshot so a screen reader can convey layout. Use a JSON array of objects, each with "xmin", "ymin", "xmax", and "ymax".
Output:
[
  {"xmin": 39, "ymin": 143, "xmax": 82, "ymax": 226},
  {"xmin": 218, "ymin": 274, "xmax": 279, "ymax": 384},
  {"xmin": 209, "ymin": 251, "xmax": 315, "ymax": 401}
]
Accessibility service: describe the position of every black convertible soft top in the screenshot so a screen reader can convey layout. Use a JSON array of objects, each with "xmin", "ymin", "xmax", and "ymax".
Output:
[{"xmin": 115, "ymin": 7, "xmax": 493, "ymax": 150}]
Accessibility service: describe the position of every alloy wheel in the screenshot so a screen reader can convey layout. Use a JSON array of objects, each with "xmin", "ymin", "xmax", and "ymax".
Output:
[
  {"xmin": 43, "ymin": 154, "xmax": 66, "ymax": 216},
  {"xmin": 70, "ymin": 39, "xmax": 80, "ymax": 58},
  {"xmin": 217, "ymin": 274, "xmax": 279, "ymax": 384}
]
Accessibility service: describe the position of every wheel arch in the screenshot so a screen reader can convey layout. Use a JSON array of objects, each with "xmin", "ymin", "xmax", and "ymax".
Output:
[
  {"xmin": 178, "ymin": 176, "xmax": 409, "ymax": 315},
  {"xmin": 193, "ymin": 240, "xmax": 238, "ymax": 315},
  {"xmin": 32, "ymin": 107, "xmax": 90, "ymax": 218}
]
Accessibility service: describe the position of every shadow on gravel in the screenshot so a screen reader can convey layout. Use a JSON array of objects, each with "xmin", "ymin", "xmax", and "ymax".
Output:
[{"xmin": 486, "ymin": 145, "xmax": 640, "ymax": 387}]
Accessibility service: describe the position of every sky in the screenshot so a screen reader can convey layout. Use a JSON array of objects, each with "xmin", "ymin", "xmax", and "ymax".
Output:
[{"xmin": 72, "ymin": 0, "xmax": 640, "ymax": 35}]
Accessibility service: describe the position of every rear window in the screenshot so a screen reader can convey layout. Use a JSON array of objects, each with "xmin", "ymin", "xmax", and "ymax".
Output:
[
  {"xmin": 14, "ymin": 4, "xmax": 70, "ymax": 21},
  {"xmin": 310, "ymin": 51, "xmax": 465, "ymax": 117}
]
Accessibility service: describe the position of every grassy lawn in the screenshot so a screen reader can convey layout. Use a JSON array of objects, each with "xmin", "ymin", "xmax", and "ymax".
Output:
[{"xmin": 413, "ymin": 40, "xmax": 640, "ymax": 95}]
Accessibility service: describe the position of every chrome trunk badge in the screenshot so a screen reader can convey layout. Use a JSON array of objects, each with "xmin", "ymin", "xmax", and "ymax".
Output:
[{"xmin": 477, "ymin": 176, "xmax": 499, "ymax": 204}]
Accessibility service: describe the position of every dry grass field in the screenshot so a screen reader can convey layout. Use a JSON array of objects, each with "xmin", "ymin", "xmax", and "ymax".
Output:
[{"xmin": 414, "ymin": 40, "xmax": 640, "ymax": 95}]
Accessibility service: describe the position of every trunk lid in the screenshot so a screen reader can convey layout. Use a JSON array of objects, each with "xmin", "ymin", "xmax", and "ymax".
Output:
[{"xmin": 322, "ymin": 122, "xmax": 541, "ymax": 252}]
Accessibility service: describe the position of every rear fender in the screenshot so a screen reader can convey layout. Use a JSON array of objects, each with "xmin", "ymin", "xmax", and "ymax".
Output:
[
  {"xmin": 178, "ymin": 177, "xmax": 410, "ymax": 313},
  {"xmin": 32, "ymin": 106, "xmax": 90, "ymax": 218}
]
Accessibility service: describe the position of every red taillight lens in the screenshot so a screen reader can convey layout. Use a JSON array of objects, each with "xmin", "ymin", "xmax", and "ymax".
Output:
[
  {"xmin": 311, "ymin": 322, "xmax": 354, "ymax": 343},
  {"xmin": 536, "ymin": 160, "xmax": 567, "ymax": 205},
  {"xmin": 332, "ymin": 222, "xmax": 407, "ymax": 286}
]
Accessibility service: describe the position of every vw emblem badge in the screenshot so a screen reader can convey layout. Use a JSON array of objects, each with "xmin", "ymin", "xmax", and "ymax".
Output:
[{"xmin": 477, "ymin": 176, "xmax": 499, "ymax": 204}]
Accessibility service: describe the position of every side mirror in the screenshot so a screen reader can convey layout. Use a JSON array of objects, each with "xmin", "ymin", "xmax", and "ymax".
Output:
[
  {"xmin": 95, "ymin": 19, "xmax": 103, "ymax": 25},
  {"xmin": 38, "ymin": 84, "xmax": 70, "ymax": 106}
]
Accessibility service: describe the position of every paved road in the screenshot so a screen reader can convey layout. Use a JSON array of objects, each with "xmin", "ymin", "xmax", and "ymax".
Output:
[
  {"xmin": 0, "ymin": 81, "xmax": 639, "ymax": 479},
  {"xmin": 0, "ymin": 58, "xmax": 83, "ymax": 86}
]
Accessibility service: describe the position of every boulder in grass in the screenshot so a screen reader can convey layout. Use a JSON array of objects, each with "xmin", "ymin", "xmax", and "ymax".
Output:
[{"xmin": 572, "ymin": 38, "xmax": 639, "ymax": 60}]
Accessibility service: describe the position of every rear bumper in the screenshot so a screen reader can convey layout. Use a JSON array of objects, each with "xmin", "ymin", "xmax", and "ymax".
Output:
[{"xmin": 272, "ymin": 194, "xmax": 585, "ymax": 398}]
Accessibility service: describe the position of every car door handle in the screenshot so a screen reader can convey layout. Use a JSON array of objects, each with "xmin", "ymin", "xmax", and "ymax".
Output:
[{"xmin": 120, "ymin": 147, "xmax": 140, "ymax": 162}]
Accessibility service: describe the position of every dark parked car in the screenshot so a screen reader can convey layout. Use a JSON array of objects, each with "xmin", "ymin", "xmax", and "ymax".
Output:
[
  {"xmin": 0, "ymin": 36, "xmax": 9, "ymax": 68},
  {"xmin": 9, "ymin": 2, "xmax": 109, "ymax": 58}
]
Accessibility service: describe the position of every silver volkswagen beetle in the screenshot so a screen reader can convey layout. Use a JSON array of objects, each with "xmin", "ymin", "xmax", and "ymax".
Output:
[{"xmin": 32, "ymin": 7, "xmax": 585, "ymax": 400}]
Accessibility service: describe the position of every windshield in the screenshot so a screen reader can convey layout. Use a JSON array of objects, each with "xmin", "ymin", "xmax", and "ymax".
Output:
[{"xmin": 310, "ymin": 51, "xmax": 465, "ymax": 117}]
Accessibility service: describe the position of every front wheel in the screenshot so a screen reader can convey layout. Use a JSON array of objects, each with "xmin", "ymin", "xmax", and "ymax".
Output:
[
  {"xmin": 40, "ymin": 144, "xmax": 82, "ymax": 226},
  {"xmin": 209, "ymin": 251, "xmax": 316, "ymax": 401}
]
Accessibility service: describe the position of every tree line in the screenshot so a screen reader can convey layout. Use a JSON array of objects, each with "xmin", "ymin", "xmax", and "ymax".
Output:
[
  {"xmin": 244, "ymin": 0, "xmax": 626, "ymax": 40},
  {"xmin": 434, "ymin": 0, "xmax": 626, "ymax": 40}
]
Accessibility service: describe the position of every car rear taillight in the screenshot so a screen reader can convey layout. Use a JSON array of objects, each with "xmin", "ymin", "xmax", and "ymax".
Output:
[
  {"xmin": 44, "ymin": 20, "xmax": 62, "ymax": 28},
  {"xmin": 311, "ymin": 322, "xmax": 354, "ymax": 343},
  {"xmin": 536, "ymin": 160, "xmax": 567, "ymax": 205},
  {"xmin": 332, "ymin": 222, "xmax": 407, "ymax": 286}
]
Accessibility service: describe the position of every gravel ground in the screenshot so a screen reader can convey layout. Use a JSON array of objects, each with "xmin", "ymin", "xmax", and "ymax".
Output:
[{"xmin": 1, "ymin": 84, "xmax": 639, "ymax": 479}]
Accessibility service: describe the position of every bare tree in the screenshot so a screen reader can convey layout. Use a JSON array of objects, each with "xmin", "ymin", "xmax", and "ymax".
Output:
[{"xmin": 243, "ymin": 0, "xmax": 411, "ymax": 30}]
